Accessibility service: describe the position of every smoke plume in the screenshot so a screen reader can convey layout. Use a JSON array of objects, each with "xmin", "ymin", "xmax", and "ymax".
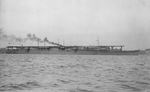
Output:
[
  {"xmin": 43, "ymin": 37, "xmax": 63, "ymax": 46},
  {"xmin": 26, "ymin": 33, "xmax": 43, "ymax": 43},
  {"xmin": 0, "ymin": 29, "xmax": 63, "ymax": 46},
  {"xmin": 0, "ymin": 28, "xmax": 25, "ymax": 43}
]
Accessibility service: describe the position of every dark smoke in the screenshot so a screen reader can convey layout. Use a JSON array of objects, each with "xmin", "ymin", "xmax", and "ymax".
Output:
[
  {"xmin": 0, "ymin": 29, "xmax": 63, "ymax": 46},
  {"xmin": 26, "ymin": 34, "xmax": 63, "ymax": 46},
  {"xmin": 43, "ymin": 37, "xmax": 63, "ymax": 46},
  {"xmin": 0, "ymin": 28, "xmax": 25, "ymax": 43},
  {"xmin": 26, "ymin": 33, "xmax": 43, "ymax": 43}
]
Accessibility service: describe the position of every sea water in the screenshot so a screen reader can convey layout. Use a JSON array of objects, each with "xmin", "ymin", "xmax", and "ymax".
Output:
[{"xmin": 0, "ymin": 54, "xmax": 150, "ymax": 92}]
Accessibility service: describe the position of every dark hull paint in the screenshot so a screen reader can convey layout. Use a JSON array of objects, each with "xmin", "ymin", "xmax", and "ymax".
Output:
[{"xmin": 2, "ymin": 49, "xmax": 140, "ymax": 55}]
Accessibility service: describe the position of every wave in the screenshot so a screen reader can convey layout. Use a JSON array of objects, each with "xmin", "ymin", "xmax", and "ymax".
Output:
[
  {"xmin": 120, "ymin": 84, "xmax": 142, "ymax": 91},
  {"xmin": 69, "ymin": 88, "xmax": 94, "ymax": 92},
  {"xmin": 0, "ymin": 81, "xmax": 41, "ymax": 91}
]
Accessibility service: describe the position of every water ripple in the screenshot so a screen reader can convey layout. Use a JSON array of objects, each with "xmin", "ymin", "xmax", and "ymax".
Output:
[{"xmin": 0, "ymin": 81, "xmax": 41, "ymax": 91}]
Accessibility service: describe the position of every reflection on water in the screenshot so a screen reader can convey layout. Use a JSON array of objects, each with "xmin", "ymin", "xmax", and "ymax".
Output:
[{"xmin": 0, "ymin": 55, "xmax": 150, "ymax": 92}]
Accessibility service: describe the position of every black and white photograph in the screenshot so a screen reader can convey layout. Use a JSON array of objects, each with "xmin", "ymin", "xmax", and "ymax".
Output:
[{"xmin": 0, "ymin": 0, "xmax": 150, "ymax": 92}]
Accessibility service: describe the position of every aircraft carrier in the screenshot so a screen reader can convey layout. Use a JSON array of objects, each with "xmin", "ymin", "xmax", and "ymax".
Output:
[
  {"xmin": 0, "ymin": 37, "xmax": 143, "ymax": 55},
  {"xmin": 0, "ymin": 45, "xmax": 141, "ymax": 55}
]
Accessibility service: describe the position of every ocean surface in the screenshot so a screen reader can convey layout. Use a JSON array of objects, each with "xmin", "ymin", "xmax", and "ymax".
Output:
[{"xmin": 0, "ymin": 54, "xmax": 150, "ymax": 92}]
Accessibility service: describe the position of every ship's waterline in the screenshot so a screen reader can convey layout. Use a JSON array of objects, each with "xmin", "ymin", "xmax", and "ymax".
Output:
[{"xmin": 0, "ymin": 45, "xmax": 142, "ymax": 55}]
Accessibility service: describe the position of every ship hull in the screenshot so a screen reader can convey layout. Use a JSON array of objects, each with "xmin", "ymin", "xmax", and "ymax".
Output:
[{"xmin": 3, "ymin": 48, "xmax": 140, "ymax": 55}]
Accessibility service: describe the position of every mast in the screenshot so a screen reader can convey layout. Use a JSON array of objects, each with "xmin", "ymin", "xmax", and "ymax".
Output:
[
  {"xmin": 96, "ymin": 37, "xmax": 100, "ymax": 46},
  {"xmin": 37, "ymin": 39, "xmax": 40, "ymax": 47},
  {"xmin": 43, "ymin": 38, "xmax": 45, "ymax": 47}
]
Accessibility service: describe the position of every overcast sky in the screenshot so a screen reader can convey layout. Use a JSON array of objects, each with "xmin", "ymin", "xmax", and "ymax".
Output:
[{"xmin": 0, "ymin": 0, "xmax": 150, "ymax": 49}]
